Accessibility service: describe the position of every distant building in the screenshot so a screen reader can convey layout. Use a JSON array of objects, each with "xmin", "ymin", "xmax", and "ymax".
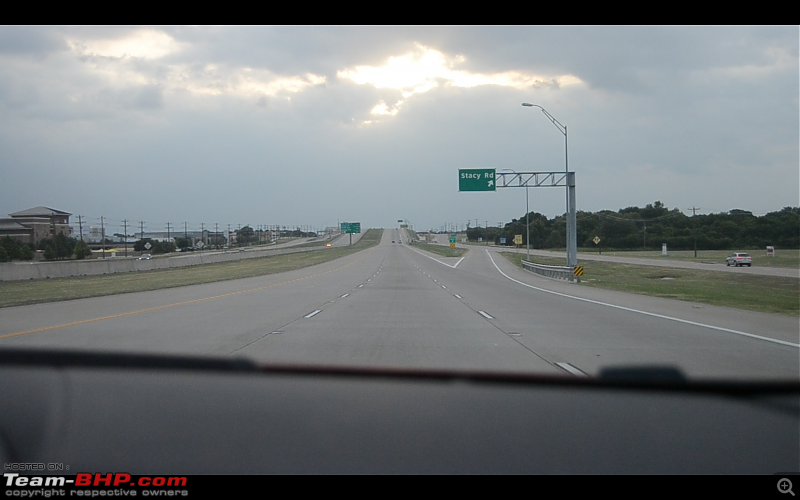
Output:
[
  {"xmin": 86, "ymin": 226, "xmax": 105, "ymax": 243},
  {"xmin": 0, "ymin": 206, "xmax": 72, "ymax": 246}
]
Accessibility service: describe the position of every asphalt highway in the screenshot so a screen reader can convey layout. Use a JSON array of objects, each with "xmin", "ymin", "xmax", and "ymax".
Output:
[{"xmin": 0, "ymin": 228, "xmax": 797, "ymax": 380}]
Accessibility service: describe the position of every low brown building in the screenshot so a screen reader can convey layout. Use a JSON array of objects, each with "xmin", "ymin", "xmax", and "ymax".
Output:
[{"xmin": 0, "ymin": 207, "xmax": 72, "ymax": 246}]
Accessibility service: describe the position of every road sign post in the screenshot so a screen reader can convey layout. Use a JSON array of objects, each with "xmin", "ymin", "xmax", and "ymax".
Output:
[
  {"xmin": 341, "ymin": 222, "xmax": 361, "ymax": 246},
  {"xmin": 460, "ymin": 169, "xmax": 579, "ymax": 281}
]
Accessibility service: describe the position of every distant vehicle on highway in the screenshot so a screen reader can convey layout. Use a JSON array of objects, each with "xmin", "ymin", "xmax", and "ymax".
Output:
[
  {"xmin": 139, "ymin": 254, "xmax": 151, "ymax": 260},
  {"xmin": 725, "ymin": 252, "xmax": 752, "ymax": 267}
]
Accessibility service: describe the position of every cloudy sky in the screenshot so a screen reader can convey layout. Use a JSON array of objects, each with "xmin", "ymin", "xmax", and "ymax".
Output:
[{"xmin": 0, "ymin": 26, "xmax": 797, "ymax": 234}]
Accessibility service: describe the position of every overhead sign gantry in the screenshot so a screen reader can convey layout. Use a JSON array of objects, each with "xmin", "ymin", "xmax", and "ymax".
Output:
[{"xmin": 458, "ymin": 168, "xmax": 578, "ymax": 279}]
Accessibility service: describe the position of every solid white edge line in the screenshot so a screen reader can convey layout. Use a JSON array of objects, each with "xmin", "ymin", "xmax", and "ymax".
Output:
[
  {"xmin": 304, "ymin": 310, "xmax": 321, "ymax": 318},
  {"xmin": 485, "ymin": 250, "xmax": 800, "ymax": 349},
  {"xmin": 478, "ymin": 310, "xmax": 493, "ymax": 319},
  {"xmin": 405, "ymin": 245, "xmax": 460, "ymax": 268},
  {"xmin": 556, "ymin": 362, "xmax": 587, "ymax": 377}
]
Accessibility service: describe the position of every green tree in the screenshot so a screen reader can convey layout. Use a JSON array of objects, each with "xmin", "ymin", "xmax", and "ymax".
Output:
[
  {"xmin": 174, "ymin": 237, "xmax": 191, "ymax": 249},
  {"xmin": 236, "ymin": 226, "xmax": 256, "ymax": 245},
  {"xmin": 39, "ymin": 234, "xmax": 77, "ymax": 260},
  {"xmin": 1, "ymin": 236, "xmax": 20, "ymax": 260},
  {"xmin": 18, "ymin": 245, "xmax": 33, "ymax": 260},
  {"xmin": 151, "ymin": 241, "xmax": 176, "ymax": 254},
  {"xmin": 74, "ymin": 240, "xmax": 92, "ymax": 260}
]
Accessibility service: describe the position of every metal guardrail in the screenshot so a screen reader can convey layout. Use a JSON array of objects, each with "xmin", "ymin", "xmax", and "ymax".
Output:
[{"xmin": 521, "ymin": 260, "xmax": 579, "ymax": 282}]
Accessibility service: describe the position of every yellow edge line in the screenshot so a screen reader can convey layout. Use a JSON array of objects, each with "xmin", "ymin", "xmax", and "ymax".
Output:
[{"xmin": 0, "ymin": 249, "xmax": 373, "ymax": 341}]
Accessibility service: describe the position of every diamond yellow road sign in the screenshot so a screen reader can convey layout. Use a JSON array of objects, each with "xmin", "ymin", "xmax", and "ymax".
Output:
[
  {"xmin": 514, "ymin": 235, "xmax": 523, "ymax": 245},
  {"xmin": 593, "ymin": 236, "xmax": 601, "ymax": 245}
]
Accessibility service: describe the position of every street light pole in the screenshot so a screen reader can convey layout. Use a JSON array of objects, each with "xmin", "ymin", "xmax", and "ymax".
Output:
[
  {"xmin": 522, "ymin": 103, "xmax": 575, "ymax": 268},
  {"xmin": 500, "ymin": 168, "xmax": 529, "ymax": 260}
]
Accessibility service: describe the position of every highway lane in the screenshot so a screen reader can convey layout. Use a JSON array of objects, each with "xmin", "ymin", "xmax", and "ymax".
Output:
[
  {"xmin": 406, "ymin": 244, "xmax": 798, "ymax": 379},
  {"xmin": 0, "ymin": 227, "xmax": 796, "ymax": 380},
  {"xmin": 238, "ymin": 228, "xmax": 556, "ymax": 372},
  {"xmin": 0, "ymin": 239, "xmax": 385, "ymax": 356}
]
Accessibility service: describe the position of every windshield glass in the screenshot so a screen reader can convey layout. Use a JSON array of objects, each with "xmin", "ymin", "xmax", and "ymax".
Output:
[{"xmin": 0, "ymin": 26, "xmax": 797, "ymax": 383}]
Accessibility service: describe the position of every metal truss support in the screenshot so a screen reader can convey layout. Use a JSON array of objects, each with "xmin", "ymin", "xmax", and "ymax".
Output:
[{"xmin": 496, "ymin": 171, "xmax": 578, "ymax": 278}]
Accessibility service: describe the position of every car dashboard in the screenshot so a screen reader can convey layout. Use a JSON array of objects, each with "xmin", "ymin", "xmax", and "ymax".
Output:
[{"xmin": 1, "ymin": 349, "xmax": 798, "ymax": 474}]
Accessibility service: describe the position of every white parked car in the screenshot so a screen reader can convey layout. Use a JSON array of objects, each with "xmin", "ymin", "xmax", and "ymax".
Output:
[
  {"xmin": 725, "ymin": 252, "xmax": 751, "ymax": 267},
  {"xmin": 139, "ymin": 254, "xmax": 151, "ymax": 260}
]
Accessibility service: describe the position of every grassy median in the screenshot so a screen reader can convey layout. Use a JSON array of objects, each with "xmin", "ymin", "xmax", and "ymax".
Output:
[
  {"xmin": 501, "ymin": 252, "xmax": 800, "ymax": 316},
  {"xmin": 412, "ymin": 242, "xmax": 468, "ymax": 258},
  {"xmin": 0, "ymin": 229, "xmax": 383, "ymax": 308}
]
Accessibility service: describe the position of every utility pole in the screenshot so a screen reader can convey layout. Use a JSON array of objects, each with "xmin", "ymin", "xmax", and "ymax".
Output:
[
  {"xmin": 166, "ymin": 222, "xmax": 171, "ymax": 250},
  {"xmin": 184, "ymin": 221, "xmax": 188, "ymax": 240},
  {"xmin": 688, "ymin": 206, "xmax": 700, "ymax": 258},
  {"xmin": 200, "ymin": 223, "xmax": 205, "ymax": 252},
  {"xmin": 77, "ymin": 215, "xmax": 84, "ymax": 241},
  {"xmin": 215, "ymin": 223, "xmax": 219, "ymax": 249},
  {"xmin": 52, "ymin": 217, "xmax": 58, "ymax": 258},
  {"xmin": 228, "ymin": 224, "xmax": 232, "ymax": 248},
  {"xmin": 100, "ymin": 216, "xmax": 105, "ymax": 259},
  {"xmin": 643, "ymin": 220, "xmax": 647, "ymax": 249},
  {"xmin": 139, "ymin": 221, "xmax": 145, "ymax": 242},
  {"xmin": 123, "ymin": 219, "xmax": 129, "ymax": 257}
]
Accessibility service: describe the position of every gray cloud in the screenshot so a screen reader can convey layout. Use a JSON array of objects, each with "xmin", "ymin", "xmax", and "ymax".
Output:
[{"xmin": 0, "ymin": 26, "xmax": 796, "ymax": 233}]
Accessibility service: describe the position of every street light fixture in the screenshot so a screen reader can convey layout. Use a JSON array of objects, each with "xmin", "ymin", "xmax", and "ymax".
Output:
[
  {"xmin": 521, "ymin": 103, "xmax": 575, "ymax": 267},
  {"xmin": 498, "ymin": 168, "xmax": 530, "ymax": 260}
]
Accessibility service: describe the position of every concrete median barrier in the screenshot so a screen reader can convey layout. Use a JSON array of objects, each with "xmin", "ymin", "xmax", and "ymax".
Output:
[{"xmin": 0, "ymin": 246, "xmax": 325, "ymax": 281}]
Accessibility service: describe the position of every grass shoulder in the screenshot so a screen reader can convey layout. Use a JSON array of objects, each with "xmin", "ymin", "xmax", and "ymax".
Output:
[
  {"xmin": 578, "ymin": 248, "xmax": 799, "ymax": 269},
  {"xmin": 500, "ymin": 252, "xmax": 799, "ymax": 316},
  {"xmin": 413, "ymin": 242, "xmax": 468, "ymax": 258}
]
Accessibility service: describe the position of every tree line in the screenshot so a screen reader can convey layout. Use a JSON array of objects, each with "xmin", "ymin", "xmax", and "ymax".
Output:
[
  {"xmin": 466, "ymin": 202, "xmax": 800, "ymax": 250},
  {"xmin": 1, "ymin": 234, "xmax": 92, "ymax": 262}
]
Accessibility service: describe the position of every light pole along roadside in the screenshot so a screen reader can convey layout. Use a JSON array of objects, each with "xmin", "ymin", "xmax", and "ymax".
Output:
[
  {"xmin": 498, "ymin": 168, "xmax": 530, "ymax": 260},
  {"xmin": 521, "ymin": 103, "xmax": 576, "ymax": 268}
]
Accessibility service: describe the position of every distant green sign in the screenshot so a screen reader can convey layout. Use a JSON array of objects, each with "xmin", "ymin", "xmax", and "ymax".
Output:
[
  {"xmin": 459, "ymin": 169, "xmax": 496, "ymax": 192},
  {"xmin": 341, "ymin": 222, "xmax": 361, "ymax": 234},
  {"xmin": 449, "ymin": 235, "xmax": 456, "ymax": 244}
]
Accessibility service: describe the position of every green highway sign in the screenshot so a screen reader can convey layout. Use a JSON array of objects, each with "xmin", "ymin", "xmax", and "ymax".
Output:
[
  {"xmin": 449, "ymin": 235, "xmax": 456, "ymax": 244},
  {"xmin": 340, "ymin": 222, "xmax": 361, "ymax": 234},
  {"xmin": 459, "ymin": 169, "xmax": 496, "ymax": 192}
]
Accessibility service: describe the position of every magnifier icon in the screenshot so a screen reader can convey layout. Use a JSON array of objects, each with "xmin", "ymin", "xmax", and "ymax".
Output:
[{"xmin": 779, "ymin": 478, "xmax": 795, "ymax": 496}]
